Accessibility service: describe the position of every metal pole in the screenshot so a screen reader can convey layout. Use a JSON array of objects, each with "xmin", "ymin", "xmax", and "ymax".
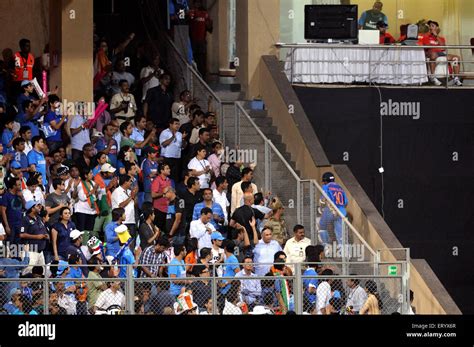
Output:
[
  {"xmin": 211, "ymin": 271, "xmax": 218, "ymax": 315},
  {"xmin": 297, "ymin": 180, "xmax": 302, "ymax": 225},
  {"xmin": 264, "ymin": 140, "xmax": 270, "ymax": 193},
  {"xmin": 445, "ymin": 47, "xmax": 449, "ymax": 89},
  {"xmin": 294, "ymin": 263, "xmax": 303, "ymax": 314},
  {"xmin": 290, "ymin": 48, "xmax": 294, "ymax": 84},
  {"xmin": 126, "ymin": 265, "xmax": 134, "ymax": 314},
  {"xmin": 43, "ymin": 276, "xmax": 49, "ymax": 315}
]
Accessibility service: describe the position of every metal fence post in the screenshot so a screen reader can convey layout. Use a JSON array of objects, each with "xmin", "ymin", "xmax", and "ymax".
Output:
[
  {"xmin": 403, "ymin": 248, "xmax": 411, "ymax": 314},
  {"xmin": 297, "ymin": 180, "xmax": 302, "ymax": 225},
  {"xmin": 211, "ymin": 272, "xmax": 218, "ymax": 315},
  {"xmin": 43, "ymin": 277, "xmax": 49, "ymax": 315},
  {"xmin": 126, "ymin": 265, "xmax": 134, "ymax": 314},
  {"xmin": 264, "ymin": 140, "xmax": 270, "ymax": 194},
  {"xmin": 294, "ymin": 263, "xmax": 303, "ymax": 314},
  {"xmin": 310, "ymin": 181, "xmax": 316, "ymax": 243},
  {"xmin": 290, "ymin": 47, "xmax": 294, "ymax": 84}
]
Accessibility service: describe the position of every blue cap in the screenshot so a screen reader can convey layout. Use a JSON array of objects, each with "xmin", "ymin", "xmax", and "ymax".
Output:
[
  {"xmin": 10, "ymin": 161, "xmax": 22, "ymax": 169},
  {"xmin": 211, "ymin": 232, "xmax": 224, "ymax": 241},
  {"xmin": 25, "ymin": 200, "xmax": 39, "ymax": 211},
  {"xmin": 56, "ymin": 260, "xmax": 69, "ymax": 276},
  {"xmin": 21, "ymin": 80, "xmax": 32, "ymax": 87}
]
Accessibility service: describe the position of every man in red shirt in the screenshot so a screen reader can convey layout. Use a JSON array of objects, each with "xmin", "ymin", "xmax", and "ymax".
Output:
[
  {"xmin": 188, "ymin": 0, "xmax": 213, "ymax": 77},
  {"xmin": 423, "ymin": 20, "xmax": 462, "ymax": 86},
  {"xmin": 377, "ymin": 21, "xmax": 395, "ymax": 45},
  {"xmin": 151, "ymin": 163, "xmax": 172, "ymax": 231}
]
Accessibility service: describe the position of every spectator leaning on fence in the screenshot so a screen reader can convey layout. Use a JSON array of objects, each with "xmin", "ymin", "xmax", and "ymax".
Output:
[
  {"xmin": 235, "ymin": 256, "xmax": 262, "ymax": 309},
  {"xmin": 346, "ymin": 277, "xmax": 368, "ymax": 315}
]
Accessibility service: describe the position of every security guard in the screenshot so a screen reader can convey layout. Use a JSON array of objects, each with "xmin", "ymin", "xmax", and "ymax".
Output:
[{"xmin": 20, "ymin": 200, "xmax": 49, "ymax": 272}]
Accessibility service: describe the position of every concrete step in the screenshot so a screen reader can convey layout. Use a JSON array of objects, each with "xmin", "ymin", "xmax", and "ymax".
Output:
[{"xmin": 252, "ymin": 117, "xmax": 273, "ymax": 128}]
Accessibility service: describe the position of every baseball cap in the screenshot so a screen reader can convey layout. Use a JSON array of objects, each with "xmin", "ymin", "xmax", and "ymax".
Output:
[
  {"xmin": 100, "ymin": 163, "xmax": 116, "ymax": 173},
  {"xmin": 211, "ymin": 232, "xmax": 224, "ymax": 241},
  {"xmin": 21, "ymin": 80, "xmax": 32, "ymax": 87},
  {"xmin": 57, "ymin": 165, "xmax": 69, "ymax": 176},
  {"xmin": 9, "ymin": 288, "xmax": 21, "ymax": 299},
  {"xmin": 69, "ymin": 229, "xmax": 84, "ymax": 240},
  {"xmin": 10, "ymin": 161, "xmax": 22, "ymax": 169},
  {"xmin": 248, "ymin": 305, "xmax": 273, "ymax": 315},
  {"xmin": 25, "ymin": 200, "xmax": 40, "ymax": 211}
]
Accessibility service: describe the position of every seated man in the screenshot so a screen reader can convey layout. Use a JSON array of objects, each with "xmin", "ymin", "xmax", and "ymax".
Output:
[
  {"xmin": 377, "ymin": 21, "xmax": 395, "ymax": 45},
  {"xmin": 423, "ymin": 20, "xmax": 462, "ymax": 86}
]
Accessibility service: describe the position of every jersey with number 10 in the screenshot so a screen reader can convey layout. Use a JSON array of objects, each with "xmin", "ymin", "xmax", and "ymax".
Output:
[{"xmin": 322, "ymin": 182, "xmax": 348, "ymax": 217}]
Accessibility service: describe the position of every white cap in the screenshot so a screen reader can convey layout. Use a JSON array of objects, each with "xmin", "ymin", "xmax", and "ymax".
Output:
[
  {"xmin": 100, "ymin": 163, "xmax": 116, "ymax": 173},
  {"xmin": 70, "ymin": 229, "xmax": 84, "ymax": 240},
  {"xmin": 248, "ymin": 306, "xmax": 273, "ymax": 315}
]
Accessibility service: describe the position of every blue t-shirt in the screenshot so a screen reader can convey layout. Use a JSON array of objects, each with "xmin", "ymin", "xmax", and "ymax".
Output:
[
  {"xmin": 323, "ymin": 182, "xmax": 348, "ymax": 216},
  {"xmin": 44, "ymin": 111, "xmax": 62, "ymax": 142},
  {"xmin": 192, "ymin": 202, "xmax": 225, "ymax": 230},
  {"xmin": 14, "ymin": 151, "xmax": 29, "ymax": 179},
  {"xmin": 95, "ymin": 137, "xmax": 118, "ymax": 168},
  {"xmin": 16, "ymin": 112, "xmax": 41, "ymax": 137},
  {"xmin": 303, "ymin": 267, "xmax": 318, "ymax": 304},
  {"xmin": 221, "ymin": 254, "xmax": 239, "ymax": 295},
  {"xmin": 27, "ymin": 149, "xmax": 47, "ymax": 185},
  {"xmin": 65, "ymin": 266, "xmax": 83, "ymax": 289},
  {"xmin": 141, "ymin": 158, "xmax": 158, "ymax": 193},
  {"xmin": 1, "ymin": 129, "xmax": 14, "ymax": 154},
  {"xmin": 168, "ymin": 258, "xmax": 186, "ymax": 296},
  {"xmin": 16, "ymin": 94, "xmax": 35, "ymax": 114},
  {"xmin": 118, "ymin": 248, "xmax": 135, "ymax": 278},
  {"xmin": 104, "ymin": 221, "xmax": 121, "ymax": 257},
  {"xmin": 0, "ymin": 191, "xmax": 23, "ymax": 228}
]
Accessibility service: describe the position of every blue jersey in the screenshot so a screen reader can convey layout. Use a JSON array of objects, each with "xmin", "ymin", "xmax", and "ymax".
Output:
[
  {"xmin": 27, "ymin": 149, "xmax": 47, "ymax": 186},
  {"xmin": 322, "ymin": 182, "xmax": 348, "ymax": 217}
]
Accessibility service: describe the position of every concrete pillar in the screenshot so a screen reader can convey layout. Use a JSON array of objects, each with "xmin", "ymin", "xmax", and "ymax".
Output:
[
  {"xmin": 207, "ymin": 0, "xmax": 231, "ymax": 75},
  {"xmin": 49, "ymin": 0, "xmax": 93, "ymax": 107},
  {"xmin": 236, "ymin": 0, "xmax": 280, "ymax": 98}
]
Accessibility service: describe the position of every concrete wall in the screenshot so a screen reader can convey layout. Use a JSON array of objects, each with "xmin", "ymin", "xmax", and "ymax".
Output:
[
  {"xmin": 49, "ymin": 0, "xmax": 93, "ymax": 105},
  {"xmin": 0, "ymin": 0, "xmax": 49, "ymax": 57},
  {"xmin": 236, "ymin": 0, "xmax": 280, "ymax": 98},
  {"xmin": 258, "ymin": 55, "xmax": 461, "ymax": 314}
]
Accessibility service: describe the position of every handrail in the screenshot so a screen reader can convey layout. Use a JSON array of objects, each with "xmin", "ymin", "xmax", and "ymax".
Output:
[
  {"xmin": 165, "ymin": 35, "xmax": 223, "ymax": 105},
  {"xmin": 275, "ymin": 43, "xmax": 474, "ymax": 49},
  {"xmin": 235, "ymin": 102, "xmax": 301, "ymax": 182}
]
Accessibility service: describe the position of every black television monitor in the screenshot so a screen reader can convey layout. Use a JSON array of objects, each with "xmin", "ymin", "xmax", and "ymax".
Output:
[{"xmin": 305, "ymin": 5, "xmax": 358, "ymax": 41}]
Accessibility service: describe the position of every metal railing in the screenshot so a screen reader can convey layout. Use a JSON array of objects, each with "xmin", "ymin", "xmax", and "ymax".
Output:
[
  {"xmin": 276, "ymin": 43, "xmax": 474, "ymax": 88},
  {"xmin": 162, "ymin": 33, "xmax": 409, "ymax": 306},
  {"xmin": 0, "ymin": 261, "xmax": 409, "ymax": 315}
]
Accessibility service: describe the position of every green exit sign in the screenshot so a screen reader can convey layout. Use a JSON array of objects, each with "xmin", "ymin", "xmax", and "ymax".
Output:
[{"xmin": 388, "ymin": 265, "xmax": 398, "ymax": 276}]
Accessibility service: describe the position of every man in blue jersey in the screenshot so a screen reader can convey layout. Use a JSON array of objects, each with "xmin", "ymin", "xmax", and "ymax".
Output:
[
  {"xmin": 26, "ymin": 136, "xmax": 47, "ymax": 186},
  {"xmin": 319, "ymin": 172, "xmax": 348, "ymax": 245}
]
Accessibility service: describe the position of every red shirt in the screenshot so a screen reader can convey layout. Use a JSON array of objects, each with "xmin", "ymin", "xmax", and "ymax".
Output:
[
  {"xmin": 14, "ymin": 52, "xmax": 34, "ymax": 82},
  {"xmin": 188, "ymin": 9, "xmax": 211, "ymax": 42},
  {"xmin": 422, "ymin": 33, "xmax": 446, "ymax": 53},
  {"xmin": 151, "ymin": 175, "xmax": 171, "ymax": 213},
  {"xmin": 379, "ymin": 32, "xmax": 396, "ymax": 44}
]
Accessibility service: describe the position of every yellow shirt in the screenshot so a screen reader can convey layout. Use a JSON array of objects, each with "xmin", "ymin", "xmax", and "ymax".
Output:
[{"xmin": 360, "ymin": 294, "xmax": 381, "ymax": 315}]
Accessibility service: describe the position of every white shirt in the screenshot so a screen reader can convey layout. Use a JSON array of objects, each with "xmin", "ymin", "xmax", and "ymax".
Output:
[
  {"xmin": 346, "ymin": 285, "xmax": 368, "ymax": 312},
  {"xmin": 231, "ymin": 181, "xmax": 258, "ymax": 214},
  {"xmin": 22, "ymin": 187, "xmax": 45, "ymax": 206},
  {"xmin": 316, "ymin": 281, "xmax": 332, "ymax": 315},
  {"xmin": 222, "ymin": 300, "xmax": 242, "ymax": 315},
  {"xmin": 188, "ymin": 157, "xmax": 211, "ymax": 189},
  {"xmin": 23, "ymin": 141, "xmax": 32, "ymax": 156},
  {"xmin": 210, "ymin": 247, "xmax": 224, "ymax": 277},
  {"xmin": 235, "ymin": 270, "xmax": 262, "ymax": 305},
  {"xmin": 159, "ymin": 129, "xmax": 182, "ymax": 158},
  {"xmin": 283, "ymin": 237, "xmax": 312, "ymax": 271},
  {"xmin": 111, "ymin": 186, "xmax": 135, "ymax": 223},
  {"xmin": 140, "ymin": 66, "xmax": 162, "ymax": 101},
  {"xmin": 110, "ymin": 93, "xmax": 137, "ymax": 120},
  {"xmin": 213, "ymin": 189, "xmax": 229, "ymax": 223},
  {"xmin": 94, "ymin": 288, "xmax": 126, "ymax": 310},
  {"xmin": 189, "ymin": 219, "xmax": 216, "ymax": 252},
  {"xmin": 74, "ymin": 181, "xmax": 98, "ymax": 215},
  {"xmin": 71, "ymin": 115, "xmax": 90, "ymax": 151},
  {"xmin": 253, "ymin": 239, "xmax": 282, "ymax": 276}
]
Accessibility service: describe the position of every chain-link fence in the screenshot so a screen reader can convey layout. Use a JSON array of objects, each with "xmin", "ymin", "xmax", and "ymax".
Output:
[{"xmin": 0, "ymin": 262, "xmax": 409, "ymax": 315}]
